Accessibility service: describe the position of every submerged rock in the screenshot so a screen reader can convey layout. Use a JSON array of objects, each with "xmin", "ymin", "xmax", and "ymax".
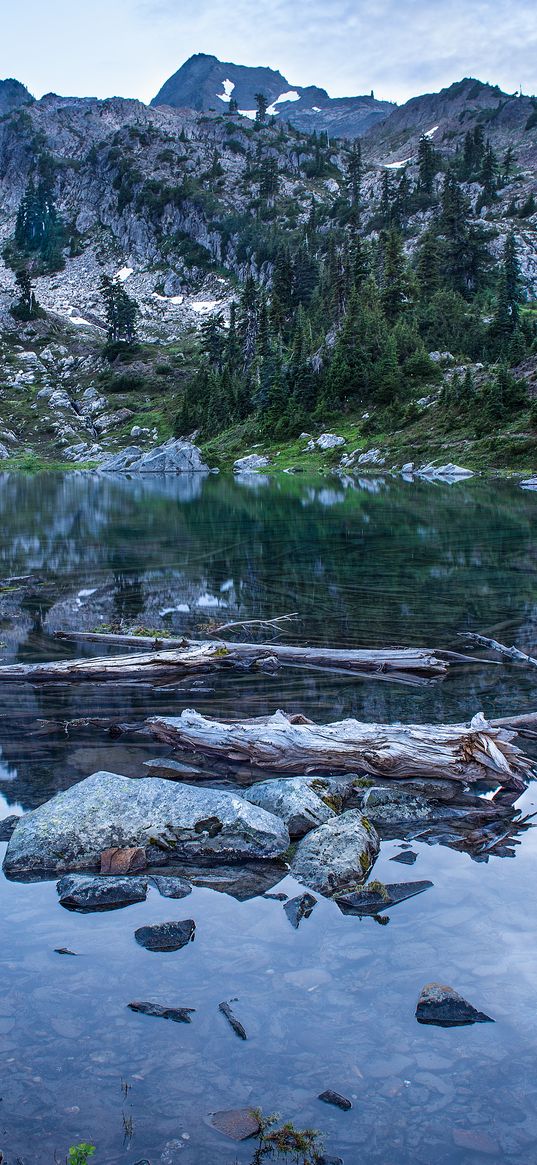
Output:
[
  {"xmin": 3, "ymin": 771, "xmax": 290, "ymax": 875},
  {"xmin": 390, "ymin": 850, "xmax": 418, "ymax": 865},
  {"xmin": 57, "ymin": 873, "xmax": 148, "ymax": 912},
  {"xmin": 219, "ymin": 999, "xmax": 247, "ymax": 1040},
  {"xmin": 416, "ymin": 982, "xmax": 494, "ymax": 1026},
  {"xmin": 151, "ymin": 875, "xmax": 192, "ymax": 898},
  {"xmin": 209, "ymin": 1108, "xmax": 261, "ymax": 1141},
  {"xmin": 135, "ymin": 919, "xmax": 196, "ymax": 952},
  {"xmin": 290, "ymin": 811, "xmax": 379, "ymax": 895},
  {"xmin": 143, "ymin": 757, "xmax": 202, "ymax": 779},
  {"xmin": 128, "ymin": 1001, "xmax": 195, "ymax": 1023},
  {"xmin": 336, "ymin": 879, "xmax": 433, "ymax": 916},
  {"xmin": 243, "ymin": 776, "xmax": 335, "ymax": 838},
  {"xmin": 284, "ymin": 892, "xmax": 317, "ymax": 928},
  {"xmin": 318, "ymin": 1090, "xmax": 352, "ymax": 1111}
]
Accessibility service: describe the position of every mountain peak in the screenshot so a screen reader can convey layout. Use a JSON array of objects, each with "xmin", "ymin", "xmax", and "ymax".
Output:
[
  {"xmin": 0, "ymin": 78, "xmax": 33, "ymax": 116},
  {"xmin": 151, "ymin": 54, "xmax": 394, "ymax": 137}
]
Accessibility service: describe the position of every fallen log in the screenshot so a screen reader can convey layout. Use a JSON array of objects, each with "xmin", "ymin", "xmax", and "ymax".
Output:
[
  {"xmin": 0, "ymin": 643, "xmax": 267, "ymax": 683},
  {"xmin": 466, "ymin": 633, "xmax": 537, "ymax": 669},
  {"xmin": 148, "ymin": 708, "xmax": 534, "ymax": 787},
  {"xmin": 52, "ymin": 630, "xmax": 482, "ymax": 679}
]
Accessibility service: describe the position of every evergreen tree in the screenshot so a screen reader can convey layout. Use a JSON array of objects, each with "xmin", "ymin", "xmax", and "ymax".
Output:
[
  {"xmin": 380, "ymin": 230, "xmax": 412, "ymax": 323},
  {"xmin": 417, "ymin": 135, "xmax": 438, "ymax": 199},
  {"xmin": 10, "ymin": 268, "xmax": 41, "ymax": 321},
  {"xmin": 100, "ymin": 275, "xmax": 138, "ymax": 344},
  {"xmin": 255, "ymin": 93, "xmax": 268, "ymax": 123}
]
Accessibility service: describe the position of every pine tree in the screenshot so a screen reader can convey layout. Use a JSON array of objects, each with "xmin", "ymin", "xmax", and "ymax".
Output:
[
  {"xmin": 380, "ymin": 230, "xmax": 412, "ymax": 323},
  {"xmin": 10, "ymin": 268, "xmax": 41, "ymax": 321},
  {"xmin": 417, "ymin": 135, "xmax": 438, "ymax": 199},
  {"xmin": 479, "ymin": 142, "xmax": 498, "ymax": 205},
  {"xmin": 100, "ymin": 275, "xmax": 138, "ymax": 345},
  {"xmin": 255, "ymin": 93, "xmax": 268, "ymax": 123}
]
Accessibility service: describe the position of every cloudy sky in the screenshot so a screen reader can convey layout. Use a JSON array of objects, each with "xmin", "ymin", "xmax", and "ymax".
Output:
[{"xmin": 3, "ymin": 0, "xmax": 536, "ymax": 105}]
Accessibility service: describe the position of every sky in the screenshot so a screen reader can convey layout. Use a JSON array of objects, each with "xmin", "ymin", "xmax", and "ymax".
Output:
[{"xmin": 2, "ymin": 0, "xmax": 536, "ymax": 106}]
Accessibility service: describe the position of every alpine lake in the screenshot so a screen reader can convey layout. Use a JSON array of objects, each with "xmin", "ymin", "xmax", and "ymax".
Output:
[{"xmin": 1, "ymin": 468, "xmax": 537, "ymax": 1165}]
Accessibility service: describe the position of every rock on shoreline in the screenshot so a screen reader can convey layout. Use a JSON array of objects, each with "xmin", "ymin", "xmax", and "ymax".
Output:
[{"xmin": 2, "ymin": 771, "xmax": 290, "ymax": 876}]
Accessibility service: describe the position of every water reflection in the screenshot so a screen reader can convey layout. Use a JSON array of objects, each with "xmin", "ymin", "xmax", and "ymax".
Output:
[{"xmin": 0, "ymin": 471, "xmax": 537, "ymax": 1163}]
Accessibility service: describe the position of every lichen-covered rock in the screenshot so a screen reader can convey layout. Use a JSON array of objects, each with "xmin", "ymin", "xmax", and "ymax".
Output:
[
  {"xmin": 290, "ymin": 810, "xmax": 379, "ymax": 896},
  {"xmin": 3, "ymin": 771, "xmax": 290, "ymax": 876},
  {"xmin": 242, "ymin": 776, "xmax": 335, "ymax": 838}
]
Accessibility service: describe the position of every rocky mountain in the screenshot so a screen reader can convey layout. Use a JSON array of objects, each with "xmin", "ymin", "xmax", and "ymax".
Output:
[
  {"xmin": 151, "ymin": 53, "xmax": 394, "ymax": 138},
  {"xmin": 364, "ymin": 77, "xmax": 537, "ymax": 167},
  {"xmin": 0, "ymin": 78, "xmax": 33, "ymax": 116},
  {"xmin": 0, "ymin": 69, "xmax": 535, "ymax": 473}
]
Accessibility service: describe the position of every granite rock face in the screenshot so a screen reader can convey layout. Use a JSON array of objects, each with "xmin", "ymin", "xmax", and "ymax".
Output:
[{"xmin": 3, "ymin": 771, "xmax": 291, "ymax": 875}]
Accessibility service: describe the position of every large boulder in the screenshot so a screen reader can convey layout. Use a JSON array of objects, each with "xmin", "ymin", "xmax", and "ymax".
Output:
[
  {"xmin": 242, "ymin": 776, "xmax": 336, "ymax": 838},
  {"xmin": 356, "ymin": 786, "xmax": 433, "ymax": 825},
  {"xmin": 99, "ymin": 438, "xmax": 209, "ymax": 474},
  {"xmin": 290, "ymin": 810, "xmax": 379, "ymax": 896},
  {"xmin": 233, "ymin": 454, "xmax": 270, "ymax": 473},
  {"xmin": 3, "ymin": 772, "xmax": 290, "ymax": 876}
]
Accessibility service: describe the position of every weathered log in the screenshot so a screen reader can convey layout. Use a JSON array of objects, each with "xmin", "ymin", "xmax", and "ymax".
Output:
[
  {"xmin": 0, "ymin": 643, "xmax": 261, "ymax": 683},
  {"xmin": 466, "ymin": 633, "xmax": 537, "ymax": 669},
  {"xmin": 148, "ymin": 708, "xmax": 534, "ymax": 787},
  {"xmin": 52, "ymin": 630, "xmax": 476, "ymax": 679}
]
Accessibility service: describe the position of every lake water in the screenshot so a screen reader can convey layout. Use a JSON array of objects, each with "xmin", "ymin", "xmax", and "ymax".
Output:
[{"xmin": 1, "ymin": 470, "xmax": 537, "ymax": 1164}]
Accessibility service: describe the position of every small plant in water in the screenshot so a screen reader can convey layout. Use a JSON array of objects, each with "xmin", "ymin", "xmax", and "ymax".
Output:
[
  {"xmin": 249, "ymin": 1111, "xmax": 324, "ymax": 1164},
  {"xmin": 67, "ymin": 1145, "xmax": 95, "ymax": 1165}
]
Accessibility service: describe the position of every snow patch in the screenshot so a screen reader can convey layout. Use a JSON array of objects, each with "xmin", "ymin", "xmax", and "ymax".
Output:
[
  {"xmin": 196, "ymin": 593, "xmax": 226, "ymax": 609},
  {"xmin": 312, "ymin": 106, "xmax": 321, "ymax": 112},
  {"xmin": 190, "ymin": 300, "xmax": 218, "ymax": 314},
  {"xmin": 266, "ymin": 90, "xmax": 301, "ymax": 116},
  {"xmin": 116, "ymin": 266, "xmax": 133, "ymax": 282},
  {"xmin": 238, "ymin": 109, "xmax": 257, "ymax": 120},
  {"xmin": 217, "ymin": 78, "xmax": 235, "ymax": 103},
  {"xmin": 424, "ymin": 125, "xmax": 439, "ymax": 138},
  {"xmin": 152, "ymin": 292, "xmax": 184, "ymax": 305},
  {"xmin": 384, "ymin": 158, "xmax": 412, "ymax": 170}
]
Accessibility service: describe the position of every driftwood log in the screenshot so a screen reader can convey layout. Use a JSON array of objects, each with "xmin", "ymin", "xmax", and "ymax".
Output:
[
  {"xmin": 0, "ymin": 643, "xmax": 267, "ymax": 683},
  {"xmin": 148, "ymin": 709, "xmax": 533, "ymax": 787},
  {"xmin": 51, "ymin": 630, "xmax": 488, "ymax": 681}
]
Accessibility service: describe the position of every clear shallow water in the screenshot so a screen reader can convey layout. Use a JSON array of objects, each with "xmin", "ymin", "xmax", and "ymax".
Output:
[{"xmin": 1, "ymin": 471, "xmax": 537, "ymax": 1163}]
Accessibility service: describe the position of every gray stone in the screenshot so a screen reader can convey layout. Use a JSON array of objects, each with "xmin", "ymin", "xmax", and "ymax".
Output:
[
  {"xmin": 233, "ymin": 453, "xmax": 270, "ymax": 472},
  {"xmin": 0, "ymin": 815, "xmax": 20, "ymax": 841},
  {"xmin": 318, "ymin": 1090, "xmax": 352, "ymax": 1110},
  {"xmin": 99, "ymin": 438, "xmax": 209, "ymax": 474},
  {"xmin": 128, "ymin": 1001, "xmax": 195, "ymax": 1022},
  {"xmin": 358, "ymin": 786, "xmax": 433, "ymax": 825},
  {"xmin": 3, "ymin": 771, "xmax": 290, "ymax": 875},
  {"xmin": 151, "ymin": 875, "xmax": 192, "ymax": 899},
  {"xmin": 416, "ymin": 982, "xmax": 494, "ymax": 1026},
  {"xmin": 135, "ymin": 919, "xmax": 195, "ymax": 951},
  {"xmin": 242, "ymin": 776, "xmax": 335, "ymax": 838},
  {"xmin": 336, "ymin": 879, "xmax": 433, "ymax": 915},
  {"xmin": 290, "ymin": 810, "xmax": 379, "ymax": 896},
  {"xmin": 57, "ymin": 873, "xmax": 148, "ymax": 912},
  {"xmin": 284, "ymin": 892, "xmax": 317, "ymax": 928},
  {"xmin": 94, "ymin": 408, "xmax": 134, "ymax": 433}
]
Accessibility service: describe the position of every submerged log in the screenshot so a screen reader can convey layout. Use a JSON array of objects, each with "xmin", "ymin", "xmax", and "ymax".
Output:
[
  {"xmin": 52, "ymin": 630, "xmax": 483, "ymax": 680},
  {"xmin": 148, "ymin": 708, "xmax": 534, "ymax": 787}
]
